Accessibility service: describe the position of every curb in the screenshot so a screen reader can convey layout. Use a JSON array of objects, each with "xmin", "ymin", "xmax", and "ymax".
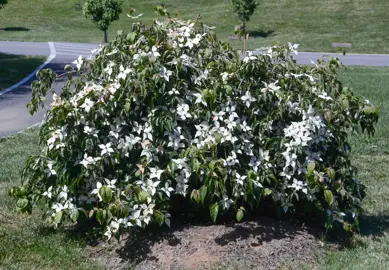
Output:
[{"xmin": 0, "ymin": 42, "xmax": 56, "ymax": 96}]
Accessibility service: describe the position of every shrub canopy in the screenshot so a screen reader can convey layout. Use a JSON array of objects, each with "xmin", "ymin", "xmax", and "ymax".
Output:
[{"xmin": 10, "ymin": 9, "xmax": 378, "ymax": 239}]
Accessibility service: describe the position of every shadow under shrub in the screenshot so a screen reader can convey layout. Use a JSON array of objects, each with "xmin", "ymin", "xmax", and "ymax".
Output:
[{"xmin": 9, "ymin": 7, "xmax": 378, "ymax": 240}]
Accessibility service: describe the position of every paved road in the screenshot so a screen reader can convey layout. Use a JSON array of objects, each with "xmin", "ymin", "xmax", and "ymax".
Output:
[
  {"xmin": 0, "ymin": 42, "xmax": 98, "ymax": 137},
  {"xmin": 1, "ymin": 41, "xmax": 389, "ymax": 137}
]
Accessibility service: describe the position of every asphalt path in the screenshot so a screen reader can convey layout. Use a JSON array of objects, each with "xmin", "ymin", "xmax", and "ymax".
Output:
[
  {"xmin": 1, "ymin": 41, "xmax": 389, "ymax": 137},
  {"xmin": 0, "ymin": 42, "xmax": 98, "ymax": 137}
]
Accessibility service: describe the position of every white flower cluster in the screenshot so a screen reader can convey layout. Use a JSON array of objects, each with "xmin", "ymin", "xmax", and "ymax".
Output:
[{"xmin": 281, "ymin": 106, "xmax": 331, "ymax": 206}]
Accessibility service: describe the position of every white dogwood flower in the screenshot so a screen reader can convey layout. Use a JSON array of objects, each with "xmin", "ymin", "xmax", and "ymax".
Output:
[
  {"xmin": 288, "ymin": 42, "xmax": 299, "ymax": 55},
  {"xmin": 80, "ymin": 154, "xmax": 100, "ymax": 168},
  {"xmin": 160, "ymin": 66, "xmax": 173, "ymax": 82},
  {"xmin": 177, "ymin": 103, "xmax": 191, "ymax": 120},
  {"xmin": 318, "ymin": 92, "xmax": 333, "ymax": 101},
  {"xmin": 72, "ymin": 55, "xmax": 83, "ymax": 70},
  {"xmin": 235, "ymin": 173, "xmax": 247, "ymax": 186},
  {"xmin": 168, "ymin": 88, "xmax": 179, "ymax": 95},
  {"xmin": 149, "ymin": 167, "xmax": 164, "ymax": 180},
  {"xmin": 80, "ymin": 98, "xmax": 94, "ymax": 113},
  {"xmin": 91, "ymin": 182, "xmax": 103, "ymax": 201},
  {"xmin": 42, "ymin": 186, "xmax": 53, "ymax": 198},
  {"xmin": 289, "ymin": 179, "xmax": 308, "ymax": 194},
  {"xmin": 149, "ymin": 46, "xmax": 160, "ymax": 58},
  {"xmin": 193, "ymin": 93, "xmax": 207, "ymax": 106},
  {"xmin": 99, "ymin": 143, "xmax": 114, "ymax": 156},
  {"xmin": 241, "ymin": 91, "xmax": 256, "ymax": 108},
  {"xmin": 46, "ymin": 161, "xmax": 56, "ymax": 177},
  {"xmin": 161, "ymin": 182, "xmax": 174, "ymax": 197},
  {"xmin": 84, "ymin": 126, "xmax": 98, "ymax": 137},
  {"xmin": 243, "ymin": 51, "xmax": 257, "ymax": 63},
  {"xmin": 221, "ymin": 194, "xmax": 234, "ymax": 209},
  {"xmin": 117, "ymin": 65, "xmax": 132, "ymax": 80},
  {"xmin": 58, "ymin": 185, "xmax": 68, "ymax": 200}
]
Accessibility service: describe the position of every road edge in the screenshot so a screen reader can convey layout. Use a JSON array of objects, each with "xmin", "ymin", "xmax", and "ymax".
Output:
[{"xmin": 0, "ymin": 42, "xmax": 56, "ymax": 96}]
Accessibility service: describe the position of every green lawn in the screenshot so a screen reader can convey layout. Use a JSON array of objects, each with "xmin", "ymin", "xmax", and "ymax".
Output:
[
  {"xmin": 0, "ymin": 54, "xmax": 46, "ymax": 91},
  {"xmin": 1, "ymin": 0, "xmax": 389, "ymax": 53},
  {"xmin": 0, "ymin": 67, "xmax": 388, "ymax": 269},
  {"xmin": 318, "ymin": 67, "xmax": 389, "ymax": 269},
  {"xmin": 0, "ymin": 130, "xmax": 99, "ymax": 269}
]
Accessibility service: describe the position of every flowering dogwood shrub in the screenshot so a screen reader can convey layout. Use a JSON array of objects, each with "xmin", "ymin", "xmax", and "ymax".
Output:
[{"xmin": 10, "ymin": 9, "xmax": 378, "ymax": 238}]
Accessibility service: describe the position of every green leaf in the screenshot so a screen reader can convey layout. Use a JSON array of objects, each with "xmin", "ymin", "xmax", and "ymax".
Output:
[
  {"xmin": 89, "ymin": 209, "xmax": 94, "ymax": 219},
  {"xmin": 125, "ymin": 102, "xmax": 131, "ymax": 112},
  {"xmin": 70, "ymin": 209, "xmax": 79, "ymax": 222},
  {"xmin": 190, "ymin": 189, "xmax": 200, "ymax": 204},
  {"xmin": 307, "ymin": 162, "xmax": 315, "ymax": 176},
  {"xmin": 96, "ymin": 209, "xmax": 105, "ymax": 225},
  {"xmin": 191, "ymin": 158, "xmax": 200, "ymax": 173},
  {"xmin": 99, "ymin": 186, "xmax": 112, "ymax": 203},
  {"xmin": 263, "ymin": 188, "xmax": 272, "ymax": 196},
  {"xmin": 64, "ymin": 64, "xmax": 74, "ymax": 72},
  {"xmin": 200, "ymin": 186, "xmax": 207, "ymax": 205},
  {"xmin": 128, "ymin": 32, "xmax": 137, "ymax": 43},
  {"xmin": 137, "ymin": 191, "xmax": 150, "ymax": 203},
  {"xmin": 16, "ymin": 198, "xmax": 28, "ymax": 210},
  {"xmin": 236, "ymin": 209, "xmax": 244, "ymax": 222},
  {"xmin": 54, "ymin": 211, "xmax": 63, "ymax": 224},
  {"xmin": 209, "ymin": 203, "xmax": 219, "ymax": 223},
  {"xmin": 154, "ymin": 210, "xmax": 164, "ymax": 226},
  {"xmin": 205, "ymin": 48, "xmax": 213, "ymax": 58},
  {"xmin": 324, "ymin": 190, "xmax": 334, "ymax": 206},
  {"xmin": 110, "ymin": 204, "xmax": 119, "ymax": 216},
  {"xmin": 327, "ymin": 168, "xmax": 336, "ymax": 180}
]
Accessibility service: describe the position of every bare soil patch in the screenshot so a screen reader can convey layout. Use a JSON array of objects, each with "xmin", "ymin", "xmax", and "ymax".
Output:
[{"xmin": 87, "ymin": 216, "xmax": 328, "ymax": 269}]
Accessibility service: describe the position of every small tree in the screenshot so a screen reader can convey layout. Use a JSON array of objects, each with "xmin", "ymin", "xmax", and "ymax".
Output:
[
  {"xmin": 231, "ymin": 0, "xmax": 259, "ymax": 50},
  {"xmin": 83, "ymin": 0, "xmax": 123, "ymax": 43},
  {"xmin": 0, "ymin": 0, "xmax": 8, "ymax": 10}
]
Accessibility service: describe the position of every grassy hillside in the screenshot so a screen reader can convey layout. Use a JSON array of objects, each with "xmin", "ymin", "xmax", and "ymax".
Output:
[{"xmin": 0, "ymin": 0, "xmax": 389, "ymax": 53}]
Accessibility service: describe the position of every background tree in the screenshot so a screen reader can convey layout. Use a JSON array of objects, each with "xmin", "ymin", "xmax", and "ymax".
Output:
[
  {"xmin": 231, "ymin": 0, "xmax": 259, "ymax": 50},
  {"xmin": 0, "ymin": 0, "xmax": 8, "ymax": 10},
  {"xmin": 83, "ymin": 0, "xmax": 123, "ymax": 43}
]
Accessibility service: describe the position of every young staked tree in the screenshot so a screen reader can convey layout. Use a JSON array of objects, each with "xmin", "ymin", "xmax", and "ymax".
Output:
[
  {"xmin": 0, "ymin": 0, "xmax": 8, "ymax": 10},
  {"xmin": 83, "ymin": 0, "xmax": 123, "ymax": 43},
  {"xmin": 231, "ymin": 0, "xmax": 259, "ymax": 50}
]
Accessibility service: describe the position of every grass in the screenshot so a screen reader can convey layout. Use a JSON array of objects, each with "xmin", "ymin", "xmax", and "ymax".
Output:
[
  {"xmin": 0, "ymin": 53, "xmax": 46, "ymax": 91},
  {"xmin": 0, "ymin": 131, "xmax": 99, "ymax": 270},
  {"xmin": 1, "ymin": 0, "xmax": 389, "ymax": 53},
  {"xmin": 0, "ymin": 67, "xmax": 388, "ymax": 269},
  {"xmin": 317, "ymin": 67, "xmax": 389, "ymax": 269}
]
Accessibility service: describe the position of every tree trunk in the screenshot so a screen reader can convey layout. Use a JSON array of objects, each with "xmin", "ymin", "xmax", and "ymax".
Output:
[
  {"xmin": 104, "ymin": 30, "xmax": 108, "ymax": 43},
  {"xmin": 242, "ymin": 21, "xmax": 247, "ymax": 52}
]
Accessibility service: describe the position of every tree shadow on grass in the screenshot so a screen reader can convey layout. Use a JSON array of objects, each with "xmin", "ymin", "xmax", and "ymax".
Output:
[
  {"xmin": 248, "ymin": 30, "xmax": 275, "ymax": 38},
  {"xmin": 322, "ymin": 212, "xmax": 389, "ymax": 250},
  {"xmin": 0, "ymin": 27, "xmax": 30, "ymax": 32},
  {"xmin": 359, "ymin": 213, "xmax": 389, "ymax": 237}
]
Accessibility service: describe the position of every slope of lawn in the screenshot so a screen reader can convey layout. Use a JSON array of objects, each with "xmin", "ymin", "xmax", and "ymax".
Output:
[
  {"xmin": 318, "ymin": 67, "xmax": 389, "ymax": 269},
  {"xmin": 0, "ymin": 131, "xmax": 100, "ymax": 270},
  {"xmin": 0, "ymin": 53, "xmax": 46, "ymax": 91},
  {"xmin": 0, "ymin": 67, "xmax": 388, "ymax": 269},
  {"xmin": 1, "ymin": 0, "xmax": 389, "ymax": 53}
]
